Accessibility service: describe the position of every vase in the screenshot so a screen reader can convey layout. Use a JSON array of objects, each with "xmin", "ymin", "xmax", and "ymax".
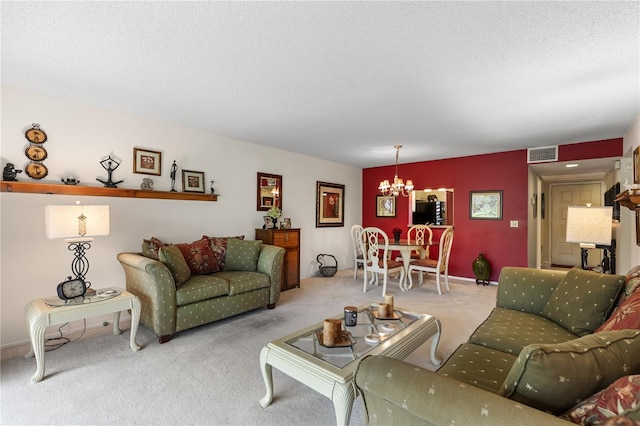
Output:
[
  {"xmin": 271, "ymin": 217, "xmax": 279, "ymax": 229},
  {"xmin": 472, "ymin": 253, "xmax": 491, "ymax": 286},
  {"xmin": 393, "ymin": 232, "xmax": 401, "ymax": 243}
]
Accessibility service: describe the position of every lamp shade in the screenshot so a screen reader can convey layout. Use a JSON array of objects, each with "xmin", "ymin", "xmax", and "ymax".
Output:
[
  {"xmin": 566, "ymin": 206, "xmax": 612, "ymax": 246},
  {"xmin": 45, "ymin": 205, "xmax": 110, "ymax": 239}
]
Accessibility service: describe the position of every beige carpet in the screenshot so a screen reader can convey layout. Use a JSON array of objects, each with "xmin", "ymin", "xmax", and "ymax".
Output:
[{"xmin": 0, "ymin": 269, "xmax": 497, "ymax": 425}]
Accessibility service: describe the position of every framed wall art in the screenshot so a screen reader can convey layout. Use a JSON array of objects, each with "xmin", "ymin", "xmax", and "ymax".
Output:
[
  {"xmin": 316, "ymin": 181, "xmax": 345, "ymax": 227},
  {"xmin": 182, "ymin": 170, "xmax": 205, "ymax": 193},
  {"xmin": 376, "ymin": 195, "xmax": 396, "ymax": 217},
  {"xmin": 133, "ymin": 148, "xmax": 162, "ymax": 176},
  {"xmin": 470, "ymin": 190, "xmax": 503, "ymax": 220}
]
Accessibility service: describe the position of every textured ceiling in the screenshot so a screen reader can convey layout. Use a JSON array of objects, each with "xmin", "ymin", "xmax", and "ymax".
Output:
[{"xmin": 1, "ymin": 1, "xmax": 638, "ymax": 169}]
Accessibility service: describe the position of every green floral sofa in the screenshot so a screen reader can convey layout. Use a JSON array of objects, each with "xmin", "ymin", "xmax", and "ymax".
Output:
[
  {"xmin": 355, "ymin": 266, "xmax": 640, "ymax": 425},
  {"xmin": 117, "ymin": 235, "xmax": 285, "ymax": 343}
]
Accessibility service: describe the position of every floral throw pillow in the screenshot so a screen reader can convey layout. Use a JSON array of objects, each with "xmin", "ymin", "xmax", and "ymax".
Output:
[
  {"xmin": 562, "ymin": 375, "xmax": 640, "ymax": 425},
  {"xmin": 175, "ymin": 237, "xmax": 218, "ymax": 275},
  {"xmin": 207, "ymin": 235, "xmax": 245, "ymax": 272},
  {"xmin": 142, "ymin": 237, "xmax": 166, "ymax": 260},
  {"xmin": 595, "ymin": 289, "xmax": 640, "ymax": 332}
]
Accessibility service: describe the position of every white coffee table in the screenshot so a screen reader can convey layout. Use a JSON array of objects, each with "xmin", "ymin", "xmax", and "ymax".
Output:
[
  {"xmin": 259, "ymin": 303, "xmax": 441, "ymax": 425},
  {"xmin": 24, "ymin": 288, "xmax": 141, "ymax": 383}
]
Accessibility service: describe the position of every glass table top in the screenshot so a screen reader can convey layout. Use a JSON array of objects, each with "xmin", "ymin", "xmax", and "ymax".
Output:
[{"xmin": 285, "ymin": 304, "xmax": 423, "ymax": 369}]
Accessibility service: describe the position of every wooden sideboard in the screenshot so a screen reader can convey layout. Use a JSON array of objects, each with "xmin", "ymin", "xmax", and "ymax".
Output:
[{"xmin": 255, "ymin": 228, "xmax": 300, "ymax": 291}]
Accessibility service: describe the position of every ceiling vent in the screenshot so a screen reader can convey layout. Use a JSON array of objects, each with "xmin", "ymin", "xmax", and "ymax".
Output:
[{"xmin": 527, "ymin": 146, "xmax": 558, "ymax": 163}]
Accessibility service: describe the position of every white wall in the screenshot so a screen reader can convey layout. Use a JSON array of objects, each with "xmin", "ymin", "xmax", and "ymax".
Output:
[
  {"xmin": 0, "ymin": 86, "xmax": 362, "ymax": 347},
  {"xmin": 620, "ymin": 113, "xmax": 640, "ymax": 273}
]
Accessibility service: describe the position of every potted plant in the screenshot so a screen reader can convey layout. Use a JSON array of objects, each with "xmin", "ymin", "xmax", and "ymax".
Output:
[{"xmin": 268, "ymin": 207, "xmax": 282, "ymax": 229}]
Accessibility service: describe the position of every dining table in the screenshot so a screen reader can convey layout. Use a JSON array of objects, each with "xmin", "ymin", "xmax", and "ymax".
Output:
[{"xmin": 388, "ymin": 239, "xmax": 437, "ymax": 291}]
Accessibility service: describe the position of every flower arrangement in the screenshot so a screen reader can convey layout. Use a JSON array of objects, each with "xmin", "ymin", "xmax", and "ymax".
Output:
[
  {"xmin": 392, "ymin": 227, "xmax": 402, "ymax": 235},
  {"xmin": 268, "ymin": 206, "xmax": 282, "ymax": 219}
]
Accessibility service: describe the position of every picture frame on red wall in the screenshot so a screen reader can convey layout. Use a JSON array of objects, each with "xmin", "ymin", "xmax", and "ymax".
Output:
[{"xmin": 470, "ymin": 190, "xmax": 503, "ymax": 220}]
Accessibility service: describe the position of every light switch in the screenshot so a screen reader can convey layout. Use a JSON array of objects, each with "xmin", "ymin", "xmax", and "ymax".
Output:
[{"xmin": 510, "ymin": 220, "xmax": 518, "ymax": 228}]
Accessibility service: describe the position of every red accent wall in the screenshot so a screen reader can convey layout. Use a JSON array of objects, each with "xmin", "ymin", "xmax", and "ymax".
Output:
[{"xmin": 362, "ymin": 138, "xmax": 623, "ymax": 282}]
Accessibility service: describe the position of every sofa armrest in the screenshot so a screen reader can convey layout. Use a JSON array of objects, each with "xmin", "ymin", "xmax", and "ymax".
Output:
[
  {"xmin": 257, "ymin": 245, "xmax": 285, "ymax": 305},
  {"xmin": 355, "ymin": 356, "xmax": 569, "ymax": 425},
  {"xmin": 496, "ymin": 267, "xmax": 567, "ymax": 315},
  {"xmin": 116, "ymin": 252, "xmax": 177, "ymax": 337}
]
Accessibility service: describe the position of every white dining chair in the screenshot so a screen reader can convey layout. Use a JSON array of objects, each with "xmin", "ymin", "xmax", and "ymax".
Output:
[
  {"xmin": 351, "ymin": 224, "xmax": 365, "ymax": 279},
  {"xmin": 396, "ymin": 224, "xmax": 433, "ymax": 262},
  {"xmin": 407, "ymin": 226, "xmax": 454, "ymax": 295},
  {"xmin": 360, "ymin": 227, "xmax": 405, "ymax": 296}
]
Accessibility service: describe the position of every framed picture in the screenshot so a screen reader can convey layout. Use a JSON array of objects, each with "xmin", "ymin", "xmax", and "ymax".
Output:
[
  {"xmin": 376, "ymin": 195, "xmax": 396, "ymax": 217},
  {"xmin": 636, "ymin": 211, "xmax": 640, "ymax": 247},
  {"xmin": 316, "ymin": 181, "xmax": 345, "ymax": 227},
  {"xmin": 634, "ymin": 146, "xmax": 639, "ymax": 184},
  {"xmin": 470, "ymin": 190, "xmax": 503, "ymax": 220},
  {"xmin": 263, "ymin": 216, "xmax": 275, "ymax": 229},
  {"xmin": 261, "ymin": 196, "xmax": 274, "ymax": 207},
  {"xmin": 182, "ymin": 170, "xmax": 205, "ymax": 193},
  {"xmin": 283, "ymin": 218, "xmax": 292, "ymax": 229},
  {"xmin": 133, "ymin": 148, "xmax": 162, "ymax": 176}
]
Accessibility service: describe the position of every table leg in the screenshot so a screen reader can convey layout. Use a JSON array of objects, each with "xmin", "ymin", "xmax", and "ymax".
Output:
[
  {"xmin": 129, "ymin": 297, "xmax": 141, "ymax": 351},
  {"xmin": 113, "ymin": 311, "xmax": 123, "ymax": 335},
  {"xmin": 332, "ymin": 381, "xmax": 356, "ymax": 426},
  {"xmin": 259, "ymin": 346, "xmax": 274, "ymax": 408},
  {"xmin": 430, "ymin": 319, "xmax": 442, "ymax": 366},
  {"xmin": 398, "ymin": 248, "xmax": 412, "ymax": 291},
  {"xmin": 26, "ymin": 314, "xmax": 48, "ymax": 383}
]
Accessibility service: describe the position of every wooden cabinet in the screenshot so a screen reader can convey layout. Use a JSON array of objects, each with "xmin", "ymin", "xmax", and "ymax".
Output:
[{"xmin": 255, "ymin": 228, "xmax": 300, "ymax": 291}]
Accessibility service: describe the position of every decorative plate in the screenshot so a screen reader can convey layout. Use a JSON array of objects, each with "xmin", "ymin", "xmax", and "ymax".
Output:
[
  {"xmin": 25, "ymin": 162, "xmax": 48, "ymax": 179},
  {"xmin": 316, "ymin": 330, "xmax": 356, "ymax": 348},
  {"xmin": 25, "ymin": 127, "xmax": 47, "ymax": 144},
  {"xmin": 25, "ymin": 145, "xmax": 48, "ymax": 161}
]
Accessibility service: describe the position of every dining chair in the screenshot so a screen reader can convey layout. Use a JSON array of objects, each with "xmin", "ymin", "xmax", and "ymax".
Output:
[
  {"xmin": 351, "ymin": 224, "xmax": 365, "ymax": 279},
  {"xmin": 407, "ymin": 226, "xmax": 454, "ymax": 295},
  {"xmin": 396, "ymin": 224, "xmax": 433, "ymax": 262},
  {"xmin": 360, "ymin": 227, "xmax": 405, "ymax": 296}
]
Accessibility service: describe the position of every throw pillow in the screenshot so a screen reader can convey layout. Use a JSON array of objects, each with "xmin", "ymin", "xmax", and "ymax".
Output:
[
  {"xmin": 562, "ymin": 375, "xmax": 640, "ymax": 425},
  {"xmin": 542, "ymin": 267, "xmax": 624, "ymax": 335},
  {"xmin": 142, "ymin": 237, "xmax": 166, "ymax": 260},
  {"xmin": 499, "ymin": 329, "xmax": 640, "ymax": 415},
  {"xmin": 207, "ymin": 235, "xmax": 245, "ymax": 272},
  {"xmin": 223, "ymin": 238, "xmax": 261, "ymax": 272},
  {"xmin": 175, "ymin": 237, "xmax": 219, "ymax": 275},
  {"xmin": 158, "ymin": 245, "xmax": 191, "ymax": 285},
  {"xmin": 595, "ymin": 289, "xmax": 640, "ymax": 332}
]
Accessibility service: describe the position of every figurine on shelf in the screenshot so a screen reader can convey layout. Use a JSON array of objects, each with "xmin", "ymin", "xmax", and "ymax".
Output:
[
  {"xmin": 210, "ymin": 180, "xmax": 215, "ymax": 194},
  {"xmin": 61, "ymin": 177, "xmax": 80, "ymax": 185},
  {"xmin": 170, "ymin": 160, "xmax": 178, "ymax": 192},
  {"xmin": 2, "ymin": 163, "xmax": 22, "ymax": 181},
  {"xmin": 141, "ymin": 178, "xmax": 154, "ymax": 190},
  {"xmin": 96, "ymin": 155, "xmax": 124, "ymax": 188}
]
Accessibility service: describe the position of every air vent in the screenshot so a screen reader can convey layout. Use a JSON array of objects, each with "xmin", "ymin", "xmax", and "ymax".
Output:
[{"xmin": 527, "ymin": 146, "xmax": 558, "ymax": 163}]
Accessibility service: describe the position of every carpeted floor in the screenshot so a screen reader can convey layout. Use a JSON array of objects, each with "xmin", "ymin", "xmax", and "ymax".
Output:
[{"xmin": 0, "ymin": 269, "xmax": 497, "ymax": 425}]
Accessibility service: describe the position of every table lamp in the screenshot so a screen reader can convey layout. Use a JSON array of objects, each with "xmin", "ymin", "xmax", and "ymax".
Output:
[
  {"xmin": 45, "ymin": 204, "xmax": 110, "ymax": 287},
  {"xmin": 565, "ymin": 205, "xmax": 613, "ymax": 270}
]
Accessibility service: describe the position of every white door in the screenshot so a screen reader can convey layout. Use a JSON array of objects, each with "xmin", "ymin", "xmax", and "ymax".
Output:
[{"xmin": 550, "ymin": 183, "xmax": 603, "ymax": 267}]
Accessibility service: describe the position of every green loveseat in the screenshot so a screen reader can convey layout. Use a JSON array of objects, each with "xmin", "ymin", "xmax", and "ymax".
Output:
[
  {"xmin": 355, "ymin": 267, "xmax": 640, "ymax": 425},
  {"xmin": 117, "ymin": 236, "xmax": 285, "ymax": 343}
]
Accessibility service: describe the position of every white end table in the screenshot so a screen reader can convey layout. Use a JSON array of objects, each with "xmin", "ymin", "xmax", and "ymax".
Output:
[{"xmin": 24, "ymin": 288, "xmax": 141, "ymax": 383}]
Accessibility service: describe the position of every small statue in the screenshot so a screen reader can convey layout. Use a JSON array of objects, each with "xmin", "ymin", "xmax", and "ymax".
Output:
[
  {"xmin": 210, "ymin": 180, "xmax": 215, "ymax": 194},
  {"xmin": 2, "ymin": 163, "xmax": 22, "ymax": 181},
  {"xmin": 170, "ymin": 160, "xmax": 178, "ymax": 192},
  {"xmin": 141, "ymin": 178, "xmax": 154, "ymax": 190},
  {"xmin": 61, "ymin": 177, "xmax": 80, "ymax": 185},
  {"xmin": 96, "ymin": 155, "xmax": 124, "ymax": 188}
]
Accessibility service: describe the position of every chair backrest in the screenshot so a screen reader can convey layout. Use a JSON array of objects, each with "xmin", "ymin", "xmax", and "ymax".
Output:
[
  {"xmin": 351, "ymin": 225, "xmax": 364, "ymax": 258},
  {"xmin": 436, "ymin": 227, "xmax": 454, "ymax": 272},
  {"xmin": 408, "ymin": 225, "xmax": 433, "ymax": 245},
  {"xmin": 361, "ymin": 227, "xmax": 391, "ymax": 272}
]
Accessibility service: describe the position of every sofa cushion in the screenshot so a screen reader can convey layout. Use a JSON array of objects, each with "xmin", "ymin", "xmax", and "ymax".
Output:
[
  {"xmin": 542, "ymin": 268, "xmax": 624, "ymax": 336},
  {"xmin": 469, "ymin": 307, "xmax": 578, "ymax": 355},
  {"xmin": 437, "ymin": 343, "xmax": 517, "ymax": 394},
  {"xmin": 207, "ymin": 235, "xmax": 245, "ymax": 272},
  {"xmin": 496, "ymin": 267, "xmax": 567, "ymax": 315},
  {"xmin": 562, "ymin": 374, "xmax": 640, "ymax": 425},
  {"xmin": 175, "ymin": 275, "xmax": 230, "ymax": 306},
  {"xmin": 213, "ymin": 271, "xmax": 270, "ymax": 296},
  {"xmin": 499, "ymin": 329, "xmax": 640, "ymax": 414},
  {"xmin": 595, "ymin": 288, "xmax": 640, "ymax": 332},
  {"xmin": 176, "ymin": 237, "xmax": 219, "ymax": 275},
  {"xmin": 158, "ymin": 245, "xmax": 191, "ymax": 285},
  {"xmin": 223, "ymin": 239, "xmax": 261, "ymax": 272},
  {"xmin": 142, "ymin": 237, "xmax": 167, "ymax": 260}
]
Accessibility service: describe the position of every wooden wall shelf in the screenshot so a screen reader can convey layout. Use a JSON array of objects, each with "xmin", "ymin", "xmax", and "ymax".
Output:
[
  {"xmin": 615, "ymin": 189, "xmax": 640, "ymax": 211},
  {"xmin": 1, "ymin": 181, "xmax": 218, "ymax": 202}
]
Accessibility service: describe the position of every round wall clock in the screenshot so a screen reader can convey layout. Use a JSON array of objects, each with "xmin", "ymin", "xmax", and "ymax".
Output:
[
  {"xmin": 25, "ymin": 162, "xmax": 48, "ymax": 179},
  {"xmin": 25, "ymin": 127, "xmax": 47, "ymax": 144},
  {"xmin": 25, "ymin": 145, "xmax": 48, "ymax": 161}
]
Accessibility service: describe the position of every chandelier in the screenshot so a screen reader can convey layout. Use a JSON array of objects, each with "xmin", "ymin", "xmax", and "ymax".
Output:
[{"xmin": 378, "ymin": 145, "xmax": 414, "ymax": 197}]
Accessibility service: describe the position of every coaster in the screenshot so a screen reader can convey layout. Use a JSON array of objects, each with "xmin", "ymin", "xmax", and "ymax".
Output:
[
  {"xmin": 380, "ymin": 323, "xmax": 398, "ymax": 332},
  {"xmin": 316, "ymin": 331, "xmax": 356, "ymax": 348},
  {"xmin": 364, "ymin": 334, "xmax": 381, "ymax": 345}
]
